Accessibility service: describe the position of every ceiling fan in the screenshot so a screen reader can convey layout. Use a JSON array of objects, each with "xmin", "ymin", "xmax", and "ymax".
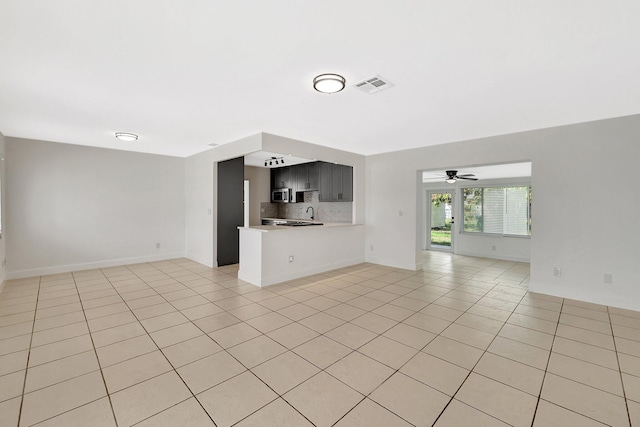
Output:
[{"xmin": 444, "ymin": 170, "xmax": 477, "ymax": 183}]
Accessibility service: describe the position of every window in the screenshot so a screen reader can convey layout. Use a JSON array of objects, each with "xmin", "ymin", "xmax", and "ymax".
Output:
[{"xmin": 463, "ymin": 186, "xmax": 531, "ymax": 236}]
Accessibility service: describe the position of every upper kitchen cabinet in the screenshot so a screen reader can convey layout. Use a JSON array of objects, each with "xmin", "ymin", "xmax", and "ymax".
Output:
[
  {"xmin": 319, "ymin": 162, "xmax": 353, "ymax": 202},
  {"xmin": 293, "ymin": 162, "xmax": 319, "ymax": 191},
  {"xmin": 271, "ymin": 166, "xmax": 292, "ymax": 189}
]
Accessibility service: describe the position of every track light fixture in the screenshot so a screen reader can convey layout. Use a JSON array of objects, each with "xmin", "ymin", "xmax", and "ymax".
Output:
[{"xmin": 264, "ymin": 156, "xmax": 285, "ymax": 168}]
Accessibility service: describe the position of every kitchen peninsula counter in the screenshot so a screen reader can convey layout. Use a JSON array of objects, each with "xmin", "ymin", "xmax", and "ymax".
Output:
[{"xmin": 238, "ymin": 221, "xmax": 365, "ymax": 287}]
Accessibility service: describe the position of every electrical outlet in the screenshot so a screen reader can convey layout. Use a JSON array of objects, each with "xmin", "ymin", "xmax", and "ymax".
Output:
[
  {"xmin": 553, "ymin": 267, "xmax": 562, "ymax": 277},
  {"xmin": 604, "ymin": 273, "xmax": 613, "ymax": 284},
  {"xmin": 398, "ymin": 210, "xmax": 404, "ymax": 217},
  {"xmin": 491, "ymin": 245, "xmax": 496, "ymax": 251},
  {"xmin": 288, "ymin": 256, "xmax": 294, "ymax": 263}
]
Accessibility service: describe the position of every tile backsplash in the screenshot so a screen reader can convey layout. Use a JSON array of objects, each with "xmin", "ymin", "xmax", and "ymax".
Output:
[{"xmin": 260, "ymin": 191, "xmax": 352, "ymax": 223}]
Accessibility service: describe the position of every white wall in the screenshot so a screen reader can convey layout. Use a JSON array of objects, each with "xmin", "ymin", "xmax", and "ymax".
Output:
[
  {"xmin": 366, "ymin": 115, "xmax": 640, "ymax": 310},
  {"xmin": 185, "ymin": 133, "xmax": 366, "ymax": 268},
  {"xmin": 244, "ymin": 166, "xmax": 270, "ymax": 226},
  {"xmin": 0, "ymin": 132, "xmax": 6, "ymax": 289},
  {"xmin": 6, "ymin": 138, "xmax": 186, "ymax": 278}
]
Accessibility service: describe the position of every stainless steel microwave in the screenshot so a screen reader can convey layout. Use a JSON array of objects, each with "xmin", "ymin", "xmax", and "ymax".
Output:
[{"xmin": 272, "ymin": 188, "xmax": 291, "ymax": 203}]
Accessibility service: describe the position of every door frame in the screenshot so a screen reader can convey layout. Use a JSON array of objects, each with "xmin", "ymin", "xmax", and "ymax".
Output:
[{"xmin": 425, "ymin": 189, "xmax": 455, "ymax": 253}]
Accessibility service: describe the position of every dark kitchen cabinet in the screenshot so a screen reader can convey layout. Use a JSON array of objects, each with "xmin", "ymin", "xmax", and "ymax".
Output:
[
  {"xmin": 319, "ymin": 162, "xmax": 353, "ymax": 202},
  {"xmin": 294, "ymin": 163, "xmax": 319, "ymax": 191},
  {"xmin": 271, "ymin": 167, "xmax": 291, "ymax": 189}
]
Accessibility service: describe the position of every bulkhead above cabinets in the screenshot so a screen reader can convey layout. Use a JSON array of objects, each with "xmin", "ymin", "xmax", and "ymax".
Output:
[{"xmin": 270, "ymin": 161, "xmax": 352, "ymax": 203}]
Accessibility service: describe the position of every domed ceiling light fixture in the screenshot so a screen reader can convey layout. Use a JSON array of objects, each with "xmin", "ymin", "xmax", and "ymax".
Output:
[
  {"xmin": 313, "ymin": 73, "xmax": 346, "ymax": 94},
  {"xmin": 115, "ymin": 132, "xmax": 138, "ymax": 141}
]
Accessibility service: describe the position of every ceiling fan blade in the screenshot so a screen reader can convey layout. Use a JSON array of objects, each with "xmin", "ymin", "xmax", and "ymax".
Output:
[
  {"xmin": 457, "ymin": 176, "xmax": 478, "ymax": 180},
  {"xmin": 456, "ymin": 174, "xmax": 476, "ymax": 177}
]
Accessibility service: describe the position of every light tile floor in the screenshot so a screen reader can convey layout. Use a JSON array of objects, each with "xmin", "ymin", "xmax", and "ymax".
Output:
[{"xmin": 1, "ymin": 252, "xmax": 639, "ymax": 426}]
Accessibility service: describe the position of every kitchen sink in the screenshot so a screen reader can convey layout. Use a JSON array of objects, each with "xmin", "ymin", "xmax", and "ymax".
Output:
[{"xmin": 279, "ymin": 221, "xmax": 323, "ymax": 227}]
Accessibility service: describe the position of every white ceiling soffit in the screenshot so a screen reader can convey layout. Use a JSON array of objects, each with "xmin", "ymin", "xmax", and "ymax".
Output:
[
  {"xmin": 1, "ymin": 1, "xmax": 639, "ymax": 158},
  {"xmin": 422, "ymin": 162, "xmax": 532, "ymax": 182},
  {"xmin": 244, "ymin": 151, "xmax": 314, "ymax": 168}
]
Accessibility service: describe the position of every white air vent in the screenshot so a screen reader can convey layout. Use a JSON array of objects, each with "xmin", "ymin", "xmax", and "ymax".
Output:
[{"xmin": 353, "ymin": 75, "xmax": 394, "ymax": 94}]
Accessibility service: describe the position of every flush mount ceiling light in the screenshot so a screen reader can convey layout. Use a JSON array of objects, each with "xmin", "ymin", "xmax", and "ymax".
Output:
[
  {"xmin": 313, "ymin": 73, "xmax": 346, "ymax": 94},
  {"xmin": 115, "ymin": 132, "xmax": 138, "ymax": 141}
]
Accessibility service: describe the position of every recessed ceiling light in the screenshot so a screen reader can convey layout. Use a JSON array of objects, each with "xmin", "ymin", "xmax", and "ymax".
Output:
[
  {"xmin": 115, "ymin": 132, "xmax": 138, "ymax": 141},
  {"xmin": 313, "ymin": 73, "xmax": 346, "ymax": 94}
]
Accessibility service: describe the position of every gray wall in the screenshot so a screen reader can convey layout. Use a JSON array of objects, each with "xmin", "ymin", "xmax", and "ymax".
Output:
[
  {"xmin": 0, "ymin": 132, "xmax": 6, "ymax": 288},
  {"xmin": 6, "ymin": 138, "xmax": 186, "ymax": 277}
]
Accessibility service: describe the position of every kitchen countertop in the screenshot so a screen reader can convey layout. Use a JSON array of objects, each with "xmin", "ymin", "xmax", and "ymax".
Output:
[{"xmin": 241, "ymin": 218, "xmax": 361, "ymax": 232}]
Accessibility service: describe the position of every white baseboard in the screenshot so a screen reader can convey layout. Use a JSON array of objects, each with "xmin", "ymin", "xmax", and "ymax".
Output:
[
  {"xmin": 365, "ymin": 255, "xmax": 421, "ymax": 272},
  {"xmin": 454, "ymin": 250, "xmax": 530, "ymax": 263},
  {"xmin": 6, "ymin": 252, "xmax": 186, "ymax": 280},
  {"xmin": 529, "ymin": 281, "xmax": 640, "ymax": 312},
  {"xmin": 239, "ymin": 256, "xmax": 366, "ymax": 287}
]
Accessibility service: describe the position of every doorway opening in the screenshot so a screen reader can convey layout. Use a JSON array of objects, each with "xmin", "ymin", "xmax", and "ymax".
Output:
[{"xmin": 427, "ymin": 191, "xmax": 454, "ymax": 252}]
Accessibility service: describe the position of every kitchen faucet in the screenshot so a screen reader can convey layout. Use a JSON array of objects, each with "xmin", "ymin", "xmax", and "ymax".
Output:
[{"xmin": 306, "ymin": 206, "xmax": 315, "ymax": 220}]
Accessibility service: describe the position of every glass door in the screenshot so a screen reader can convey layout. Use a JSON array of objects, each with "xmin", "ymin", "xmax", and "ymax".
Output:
[{"xmin": 428, "ymin": 192, "xmax": 453, "ymax": 251}]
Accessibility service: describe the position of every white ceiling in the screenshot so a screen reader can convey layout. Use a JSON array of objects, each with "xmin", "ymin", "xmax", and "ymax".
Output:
[{"xmin": 1, "ymin": 1, "xmax": 638, "ymax": 158}]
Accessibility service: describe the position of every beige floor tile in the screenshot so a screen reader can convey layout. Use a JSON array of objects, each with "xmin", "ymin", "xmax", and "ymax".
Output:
[
  {"xmin": 507, "ymin": 312, "xmax": 557, "ymax": 334},
  {"xmin": 628, "ymin": 400, "xmax": 640, "ymax": 427},
  {"xmin": 533, "ymin": 399, "xmax": 606, "ymax": 426},
  {"xmin": 370, "ymin": 372, "xmax": 449, "ymax": 426},
  {"xmin": 293, "ymin": 335, "xmax": 352, "ymax": 369},
  {"xmin": 371, "ymin": 303, "xmax": 414, "ymax": 322},
  {"xmin": 20, "ymin": 371, "xmax": 107, "ymax": 426},
  {"xmin": 34, "ymin": 397, "xmax": 117, "ymax": 427},
  {"xmin": 547, "ymin": 352, "xmax": 623, "ymax": 396},
  {"xmin": 0, "ymin": 312, "xmax": 34, "ymax": 329},
  {"xmin": 197, "ymin": 371, "xmax": 277, "ymax": 427},
  {"xmin": 35, "ymin": 302, "xmax": 82, "ymax": 320},
  {"xmin": 622, "ymin": 373, "xmax": 640, "ymax": 403},
  {"xmin": 0, "ymin": 397, "xmax": 23, "ymax": 427},
  {"xmin": 226, "ymin": 303, "xmax": 272, "ymax": 321},
  {"xmin": 28, "ymin": 334, "xmax": 94, "ymax": 367},
  {"xmin": 0, "ymin": 370, "xmax": 25, "ymax": 402},
  {"xmin": 161, "ymin": 335, "xmax": 222, "ymax": 368},
  {"xmin": 326, "ymin": 351, "xmax": 394, "ymax": 395},
  {"xmin": 541, "ymin": 373, "xmax": 629, "ymax": 427},
  {"xmin": 514, "ymin": 305, "xmax": 560, "ymax": 322},
  {"xmin": 562, "ymin": 305, "xmax": 610, "ymax": 322},
  {"xmin": 140, "ymin": 311, "xmax": 189, "ymax": 333},
  {"xmin": 455, "ymin": 312, "xmax": 504, "ymax": 334},
  {"xmin": 400, "ymin": 351, "xmax": 469, "ymax": 396},
  {"xmin": 456, "ymin": 372, "xmax": 537, "ymax": 427},
  {"xmin": 208, "ymin": 322, "xmax": 262, "ymax": 348},
  {"xmin": 227, "ymin": 335, "xmax": 286, "ymax": 368},
  {"xmin": 177, "ymin": 351, "xmax": 246, "ymax": 394},
  {"xmin": 619, "ymin": 353, "xmax": 640, "ymax": 377},
  {"xmin": 298, "ymin": 312, "xmax": 345, "ymax": 333},
  {"xmin": 257, "ymin": 295, "xmax": 296, "ymax": 311},
  {"xmin": 435, "ymin": 399, "xmax": 510, "ymax": 427},
  {"xmin": 334, "ymin": 398, "xmax": 412, "ymax": 427},
  {"xmin": 613, "ymin": 323, "xmax": 640, "ymax": 342},
  {"xmin": 382, "ymin": 322, "xmax": 436, "ymax": 349},
  {"xmin": 135, "ymin": 397, "xmax": 214, "ymax": 427},
  {"xmin": 0, "ymin": 350, "xmax": 28, "ymax": 376},
  {"xmin": 96, "ymin": 334, "xmax": 158, "ymax": 367},
  {"xmin": 91, "ymin": 321, "xmax": 147, "ymax": 348},
  {"xmin": 132, "ymin": 302, "xmax": 177, "ymax": 320},
  {"xmin": 245, "ymin": 312, "xmax": 292, "ymax": 334},
  {"xmin": 473, "ymin": 352, "xmax": 544, "ymax": 396},
  {"xmin": 442, "ymin": 323, "xmax": 496, "ymax": 350},
  {"xmin": 252, "ymin": 351, "xmax": 320, "ymax": 394},
  {"xmin": 498, "ymin": 323, "xmax": 554, "ymax": 350},
  {"xmin": 350, "ymin": 312, "xmax": 398, "ymax": 334},
  {"xmin": 403, "ymin": 312, "xmax": 452, "ymax": 334},
  {"xmin": 87, "ymin": 311, "xmax": 137, "ymax": 333},
  {"xmin": 266, "ymin": 322, "xmax": 319, "ymax": 349},
  {"xmin": 325, "ymin": 323, "xmax": 377, "ymax": 350},
  {"xmin": 33, "ymin": 312, "xmax": 85, "ymax": 333},
  {"xmin": 181, "ymin": 303, "xmax": 224, "ymax": 321},
  {"xmin": 123, "ymin": 295, "xmax": 164, "ymax": 310},
  {"xmin": 488, "ymin": 336, "xmax": 549, "ymax": 370},
  {"xmin": 552, "ymin": 336, "xmax": 618, "ymax": 369},
  {"xmin": 193, "ymin": 312, "xmax": 241, "ymax": 333},
  {"xmin": 235, "ymin": 397, "xmax": 313, "ymax": 427},
  {"xmin": 84, "ymin": 302, "xmax": 130, "ymax": 320},
  {"xmin": 559, "ymin": 313, "xmax": 611, "ymax": 335},
  {"xmin": 358, "ymin": 335, "xmax": 418, "ymax": 369},
  {"xmin": 110, "ymin": 372, "xmax": 191, "ymax": 425},
  {"xmin": 0, "ymin": 334, "xmax": 31, "ymax": 357},
  {"xmin": 423, "ymin": 336, "xmax": 484, "ymax": 370},
  {"xmin": 31, "ymin": 321, "xmax": 89, "ymax": 347},
  {"xmin": 556, "ymin": 323, "xmax": 615, "ymax": 350},
  {"xmin": 149, "ymin": 321, "xmax": 203, "ymax": 348},
  {"xmin": 616, "ymin": 336, "xmax": 640, "ymax": 357},
  {"xmin": 284, "ymin": 371, "xmax": 363, "ymax": 427},
  {"xmin": 25, "ymin": 350, "xmax": 99, "ymax": 393},
  {"xmin": 102, "ymin": 350, "xmax": 173, "ymax": 393},
  {"xmin": 345, "ymin": 295, "xmax": 385, "ymax": 311}
]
